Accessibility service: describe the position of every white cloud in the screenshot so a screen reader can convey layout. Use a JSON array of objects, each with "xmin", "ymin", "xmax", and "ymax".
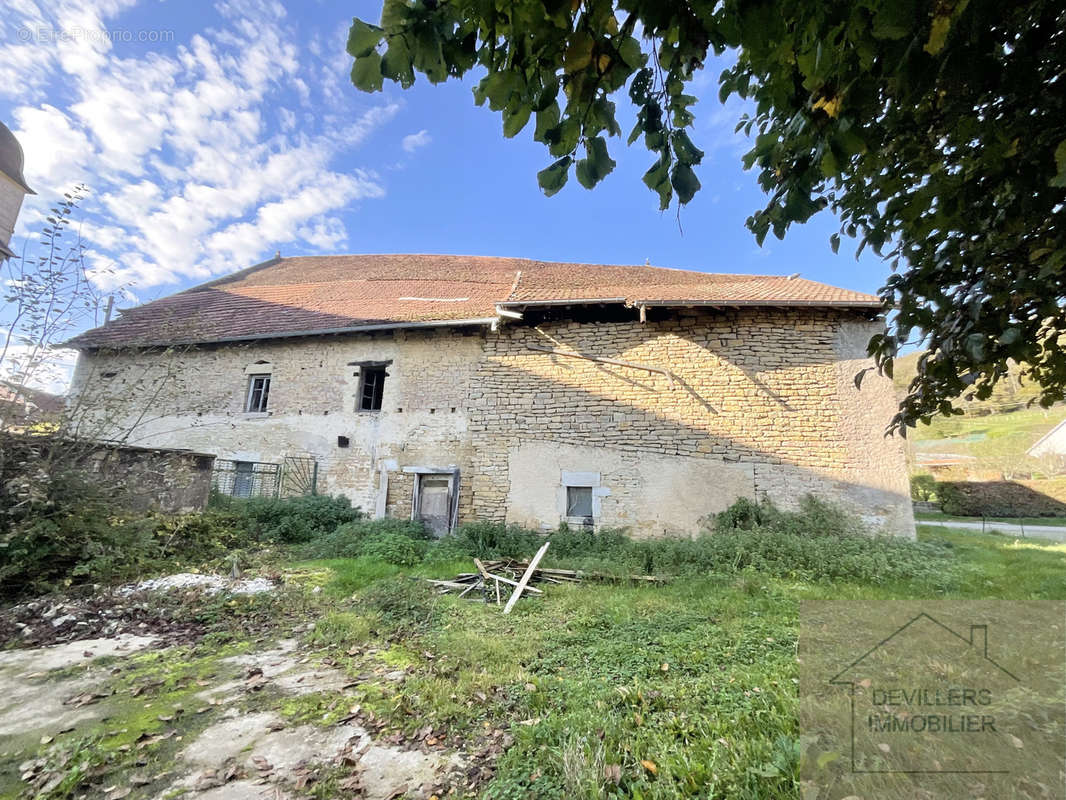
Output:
[
  {"xmin": 13, "ymin": 104, "xmax": 96, "ymax": 195},
  {"xmin": 4, "ymin": 0, "xmax": 400, "ymax": 292},
  {"xmin": 402, "ymin": 129, "xmax": 431, "ymax": 153}
]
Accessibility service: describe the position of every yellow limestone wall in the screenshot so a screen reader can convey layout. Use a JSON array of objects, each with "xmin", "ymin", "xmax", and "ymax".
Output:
[{"xmin": 467, "ymin": 308, "xmax": 913, "ymax": 538}]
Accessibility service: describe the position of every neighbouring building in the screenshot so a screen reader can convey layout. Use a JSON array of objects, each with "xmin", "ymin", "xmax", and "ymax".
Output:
[
  {"xmin": 66, "ymin": 254, "xmax": 915, "ymax": 538},
  {"xmin": 0, "ymin": 379, "xmax": 64, "ymax": 432},
  {"xmin": 0, "ymin": 121, "xmax": 34, "ymax": 261},
  {"xmin": 1028, "ymin": 418, "xmax": 1066, "ymax": 460}
]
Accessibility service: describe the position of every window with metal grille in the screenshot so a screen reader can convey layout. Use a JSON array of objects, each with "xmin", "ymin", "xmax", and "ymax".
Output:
[
  {"xmin": 245, "ymin": 375, "xmax": 270, "ymax": 412},
  {"xmin": 357, "ymin": 365, "xmax": 387, "ymax": 412},
  {"xmin": 566, "ymin": 486, "xmax": 594, "ymax": 518},
  {"xmin": 233, "ymin": 460, "xmax": 255, "ymax": 497}
]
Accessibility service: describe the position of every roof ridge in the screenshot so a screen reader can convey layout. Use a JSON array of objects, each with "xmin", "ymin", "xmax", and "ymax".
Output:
[
  {"xmin": 177, "ymin": 254, "xmax": 283, "ymax": 295},
  {"xmin": 265, "ymin": 253, "xmax": 783, "ymax": 278}
]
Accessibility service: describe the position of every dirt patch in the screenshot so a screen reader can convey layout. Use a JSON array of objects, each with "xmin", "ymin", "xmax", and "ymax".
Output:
[
  {"xmin": 161, "ymin": 651, "xmax": 465, "ymax": 799},
  {"xmin": 0, "ymin": 578, "xmax": 488, "ymax": 799},
  {"xmin": 0, "ymin": 590, "xmax": 207, "ymax": 648},
  {"xmin": 0, "ymin": 574, "xmax": 286, "ymax": 649},
  {"xmin": 194, "ymin": 639, "xmax": 356, "ymax": 706}
]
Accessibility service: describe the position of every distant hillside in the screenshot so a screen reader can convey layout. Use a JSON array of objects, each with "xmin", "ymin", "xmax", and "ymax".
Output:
[
  {"xmin": 892, "ymin": 352, "xmax": 1044, "ymax": 418},
  {"xmin": 891, "ymin": 352, "xmax": 1066, "ymax": 476}
]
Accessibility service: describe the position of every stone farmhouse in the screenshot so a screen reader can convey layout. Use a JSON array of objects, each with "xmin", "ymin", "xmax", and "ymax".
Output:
[{"xmin": 67, "ymin": 254, "xmax": 914, "ymax": 538}]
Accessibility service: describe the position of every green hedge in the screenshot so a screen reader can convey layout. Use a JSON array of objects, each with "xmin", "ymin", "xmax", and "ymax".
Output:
[{"xmin": 936, "ymin": 480, "xmax": 1066, "ymax": 517}]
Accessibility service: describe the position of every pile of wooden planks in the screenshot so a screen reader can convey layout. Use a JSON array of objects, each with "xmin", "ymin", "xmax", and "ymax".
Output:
[
  {"xmin": 426, "ymin": 541, "xmax": 668, "ymax": 613},
  {"xmin": 426, "ymin": 542, "xmax": 552, "ymax": 614}
]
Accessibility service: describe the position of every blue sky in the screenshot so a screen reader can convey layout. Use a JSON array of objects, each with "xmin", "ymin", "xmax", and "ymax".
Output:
[{"xmin": 1, "ymin": 0, "xmax": 892, "ymax": 312}]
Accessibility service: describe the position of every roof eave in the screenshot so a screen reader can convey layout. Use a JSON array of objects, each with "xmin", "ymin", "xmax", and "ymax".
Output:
[
  {"xmin": 499, "ymin": 297, "xmax": 883, "ymax": 310},
  {"xmin": 67, "ymin": 316, "xmax": 499, "ymax": 351},
  {"xmin": 634, "ymin": 299, "xmax": 883, "ymax": 309},
  {"xmin": 496, "ymin": 297, "xmax": 628, "ymax": 307}
]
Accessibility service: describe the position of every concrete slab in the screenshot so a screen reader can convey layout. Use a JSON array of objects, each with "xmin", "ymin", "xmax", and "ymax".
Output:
[
  {"xmin": 0, "ymin": 634, "xmax": 157, "ymax": 673},
  {"xmin": 0, "ymin": 635, "xmax": 157, "ymax": 738}
]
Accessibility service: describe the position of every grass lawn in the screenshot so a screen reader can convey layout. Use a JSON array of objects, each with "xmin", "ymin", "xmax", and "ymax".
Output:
[
  {"xmin": 3, "ymin": 518, "xmax": 1062, "ymax": 800},
  {"xmin": 914, "ymin": 510, "xmax": 1066, "ymax": 527},
  {"xmin": 909, "ymin": 404, "xmax": 1066, "ymax": 444},
  {"xmin": 292, "ymin": 525, "xmax": 1066, "ymax": 799}
]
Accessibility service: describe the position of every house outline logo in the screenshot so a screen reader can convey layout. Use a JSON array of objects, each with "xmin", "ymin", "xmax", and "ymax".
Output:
[{"xmin": 828, "ymin": 611, "xmax": 1021, "ymax": 775}]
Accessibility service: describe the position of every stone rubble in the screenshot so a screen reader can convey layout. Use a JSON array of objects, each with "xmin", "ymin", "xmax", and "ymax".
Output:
[{"xmin": 119, "ymin": 573, "xmax": 277, "ymax": 595}]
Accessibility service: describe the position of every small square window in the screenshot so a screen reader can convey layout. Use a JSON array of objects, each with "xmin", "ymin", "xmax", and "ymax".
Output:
[
  {"xmin": 566, "ymin": 486, "xmax": 593, "ymax": 518},
  {"xmin": 245, "ymin": 375, "xmax": 270, "ymax": 413},
  {"xmin": 357, "ymin": 366, "xmax": 387, "ymax": 412}
]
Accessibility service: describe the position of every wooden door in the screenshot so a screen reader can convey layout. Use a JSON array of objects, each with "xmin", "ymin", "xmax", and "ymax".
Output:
[{"xmin": 417, "ymin": 475, "xmax": 452, "ymax": 537}]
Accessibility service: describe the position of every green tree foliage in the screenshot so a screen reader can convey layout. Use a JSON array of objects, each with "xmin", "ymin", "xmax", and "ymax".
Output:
[{"xmin": 347, "ymin": 0, "xmax": 1066, "ymax": 431}]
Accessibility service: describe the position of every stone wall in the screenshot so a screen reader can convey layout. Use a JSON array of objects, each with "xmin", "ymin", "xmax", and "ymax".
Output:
[
  {"xmin": 468, "ymin": 308, "xmax": 913, "ymax": 537},
  {"xmin": 0, "ymin": 433, "xmax": 214, "ymax": 514},
  {"xmin": 70, "ymin": 306, "xmax": 913, "ymax": 537},
  {"xmin": 86, "ymin": 444, "xmax": 215, "ymax": 513}
]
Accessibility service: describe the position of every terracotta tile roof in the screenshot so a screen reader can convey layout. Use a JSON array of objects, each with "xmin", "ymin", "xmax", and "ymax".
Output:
[{"xmin": 68, "ymin": 254, "xmax": 881, "ymax": 348}]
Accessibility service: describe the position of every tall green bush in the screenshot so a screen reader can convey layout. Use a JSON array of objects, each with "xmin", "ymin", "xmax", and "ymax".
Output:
[
  {"xmin": 298, "ymin": 517, "xmax": 429, "ymax": 560},
  {"xmin": 0, "ymin": 491, "xmax": 361, "ymax": 599},
  {"xmin": 230, "ymin": 494, "xmax": 362, "ymax": 543},
  {"xmin": 910, "ymin": 474, "xmax": 938, "ymax": 502},
  {"xmin": 424, "ymin": 497, "xmax": 957, "ymax": 588}
]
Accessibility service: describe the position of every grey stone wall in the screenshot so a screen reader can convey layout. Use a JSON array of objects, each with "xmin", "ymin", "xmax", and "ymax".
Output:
[{"xmin": 86, "ymin": 445, "xmax": 215, "ymax": 513}]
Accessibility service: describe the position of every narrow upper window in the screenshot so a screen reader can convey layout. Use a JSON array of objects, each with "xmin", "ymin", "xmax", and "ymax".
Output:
[
  {"xmin": 566, "ymin": 486, "xmax": 594, "ymax": 519},
  {"xmin": 357, "ymin": 365, "xmax": 387, "ymax": 412},
  {"xmin": 246, "ymin": 374, "xmax": 271, "ymax": 413}
]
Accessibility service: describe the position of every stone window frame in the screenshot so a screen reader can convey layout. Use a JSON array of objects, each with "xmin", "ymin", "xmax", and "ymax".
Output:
[
  {"xmin": 350, "ymin": 360, "xmax": 392, "ymax": 413},
  {"xmin": 557, "ymin": 471, "xmax": 608, "ymax": 526},
  {"xmin": 244, "ymin": 374, "xmax": 271, "ymax": 414},
  {"xmin": 242, "ymin": 361, "xmax": 272, "ymax": 417}
]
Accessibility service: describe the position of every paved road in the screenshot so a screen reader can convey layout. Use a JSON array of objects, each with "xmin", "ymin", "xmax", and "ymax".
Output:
[{"xmin": 917, "ymin": 518, "xmax": 1066, "ymax": 543}]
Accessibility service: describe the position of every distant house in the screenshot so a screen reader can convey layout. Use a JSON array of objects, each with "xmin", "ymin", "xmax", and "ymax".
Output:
[
  {"xmin": 1028, "ymin": 418, "xmax": 1066, "ymax": 459},
  {"xmin": 0, "ymin": 121, "xmax": 34, "ymax": 261},
  {"xmin": 66, "ymin": 254, "xmax": 914, "ymax": 538},
  {"xmin": 0, "ymin": 380, "xmax": 63, "ymax": 432}
]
